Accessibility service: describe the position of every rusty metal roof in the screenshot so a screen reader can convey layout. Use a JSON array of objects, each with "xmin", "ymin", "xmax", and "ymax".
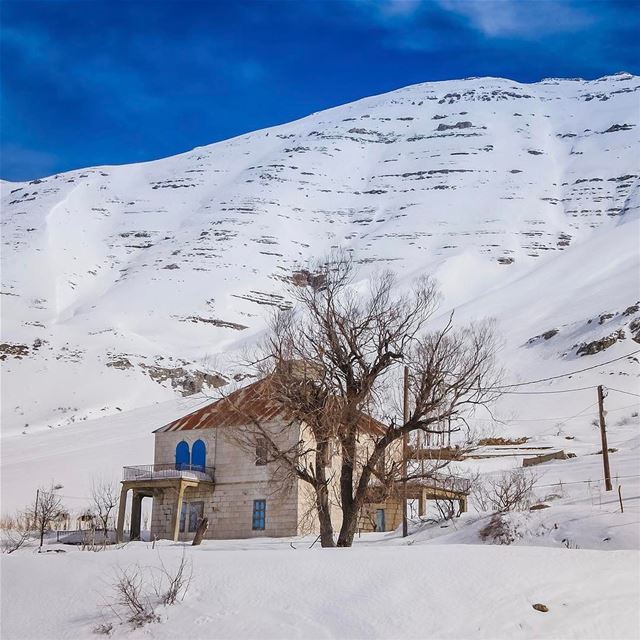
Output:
[{"xmin": 155, "ymin": 375, "xmax": 387, "ymax": 435}]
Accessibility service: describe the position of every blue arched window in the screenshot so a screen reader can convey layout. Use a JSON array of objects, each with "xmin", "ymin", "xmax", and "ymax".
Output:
[
  {"xmin": 192, "ymin": 439, "xmax": 206, "ymax": 471},
  {"xmin": 175, "ymin": 441, "xmax": 190, "ymax": 470}
]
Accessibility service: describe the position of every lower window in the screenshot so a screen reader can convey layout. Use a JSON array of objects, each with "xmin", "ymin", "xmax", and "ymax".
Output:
[
  {"xmin": 252, "ymin": 499, "xmax": 266, "ymax": 530},
  {"xmin": 179, "ymin": 501, "xmax": 205, "ymax": 533},
  {"xmin": 188, "ymin": 502, "xmax": 204, "ymax": 532}
]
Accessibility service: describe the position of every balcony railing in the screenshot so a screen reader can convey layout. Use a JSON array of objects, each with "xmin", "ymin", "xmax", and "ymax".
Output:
[{"xmin": 122, "ymin": 464, "xmax": 215, "ymax": 483}]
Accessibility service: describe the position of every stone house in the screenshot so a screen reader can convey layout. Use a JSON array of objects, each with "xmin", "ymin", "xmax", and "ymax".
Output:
[{"xmin": 115, "ymin": 372, "xmax": 468, "ymax": 542}]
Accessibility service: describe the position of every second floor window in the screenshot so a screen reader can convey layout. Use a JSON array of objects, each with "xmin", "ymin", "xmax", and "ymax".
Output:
[{"xmin": 255, "ymin": 438, "xmax": 267, "ymax": 466}]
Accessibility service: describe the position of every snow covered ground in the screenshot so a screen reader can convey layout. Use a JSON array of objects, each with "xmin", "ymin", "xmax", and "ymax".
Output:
[{"xmin": 2, "ymin": 535, "xmax": 639, "ymax": 639}]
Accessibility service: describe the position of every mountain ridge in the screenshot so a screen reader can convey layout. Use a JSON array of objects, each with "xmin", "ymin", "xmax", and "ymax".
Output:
[{"xmin": 2, "ymin": 72, "xmax": 639, "ymax": 435}]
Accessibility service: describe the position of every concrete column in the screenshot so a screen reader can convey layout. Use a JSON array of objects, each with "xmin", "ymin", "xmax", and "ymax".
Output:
[
  {"xmin": 418, "ymin": 489, "xmax": 426, "ymax": 516},
  {"xmin": 170, "ymin": 481, "xmax": 186, "ymax": 542},
  {"xmin": 130, "ymin": 491, "xmax": 143, "ymax": 540},
  {"xmin": 116, "ymin": 485, "xmax": 128, "ymax": 543}
]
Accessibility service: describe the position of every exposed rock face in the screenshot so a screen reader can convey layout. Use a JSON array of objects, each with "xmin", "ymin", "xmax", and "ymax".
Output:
[
  {"xmin": 527, "ymin": 329, "xmax": 559, "ymax": 344},
  {"xmin": 576, "ymin": 329, "xmax": 626, "ymax": 356},
  {"xmin": 139, "ymin": 364, "xmax": 226, "ymax": 396},
  {"xmin": 106, "ymin": 356, "xmax": 133, "ymax": 370},
  {"xmin": 0, "ymin": 343, "xmax": 29, "ymax": 360}
]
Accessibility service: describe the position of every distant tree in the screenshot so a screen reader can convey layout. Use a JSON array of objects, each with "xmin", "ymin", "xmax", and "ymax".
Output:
[
  {"xmin": 228, "ymin": 252, "xmax": 502, "ymax": 547},
  {"xmin": 0, "ymin": 510, "xmax": 33, "ymax": 554},
  {"xmin": 31, "ymin": 483, "xmax": 65, "ymax": 548},
  {"xmin": 91, "ymin": 478, "xmax": 119, "ymax": 540}
]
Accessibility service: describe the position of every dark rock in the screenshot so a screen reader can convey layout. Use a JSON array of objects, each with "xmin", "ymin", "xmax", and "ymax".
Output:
[
  {"xmin": 436, "ymin": 121, "xmax": 473, "ymax": 131},
  {"xmin": 576, "ymin": 329, "xmax": 625, "ymax": 356},
  {"xmin": 107, "ymin": 356, "xmax": 133, "ymax": 370},
  {"xmin": 603, "ymin": 123, "xmax": 634, "ymax": 133},
  {"xmin": 532, "ymin": 603, "xmax": 549, "ymax": 613},
  {"xmin": 0, "ymin": 343, "xmax": 29, "ymax": 360}
]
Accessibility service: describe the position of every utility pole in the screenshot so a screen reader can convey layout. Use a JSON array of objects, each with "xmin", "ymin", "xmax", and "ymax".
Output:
[
  {"xmin": 33, "ymin": 488, "xmax": 40, "ymax": 529},
  {"xmin": 597, "ymin": 385, "xmax": 613, "ymax": 491},
  {"xmin": 402, "ymin": 366, "xmax": 409, "ymax": 538}
]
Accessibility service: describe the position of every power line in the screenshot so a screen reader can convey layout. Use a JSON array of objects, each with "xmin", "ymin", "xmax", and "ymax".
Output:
[
  {"xmin": 496, "ymin": 349, "xmax": 640, "ymax": 389},
  {"xmin": 501, "ymin": 386, "xmax": 597, "ymax": 395},
  {"xmin": 536, "ymin": 474, "xmax": 640, "ymax": 488},
  {"xmin": 606, "ymin": 387, "xmax": 640, "ymax": 399}
]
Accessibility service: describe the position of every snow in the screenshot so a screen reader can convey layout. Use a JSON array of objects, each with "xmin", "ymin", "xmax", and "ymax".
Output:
[{"xmin": 1, "ymin": 538, "xmax": 639, "ymax": 640}]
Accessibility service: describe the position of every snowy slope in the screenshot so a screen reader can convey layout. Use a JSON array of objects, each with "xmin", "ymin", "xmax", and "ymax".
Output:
[{"xmin": 1, "ymin": 73, "xmax": 639, "ymax": 450}]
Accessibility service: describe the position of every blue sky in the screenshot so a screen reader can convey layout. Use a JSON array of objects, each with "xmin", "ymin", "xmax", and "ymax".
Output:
[{"xmin": 2, "ymin": 0, "xmax": 638, "ymax": 181}]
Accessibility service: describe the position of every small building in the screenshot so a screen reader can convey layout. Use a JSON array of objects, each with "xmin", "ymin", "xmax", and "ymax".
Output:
[{"xmin": 116, "ymin": 372, "xmax": 468, "ymax": 542}]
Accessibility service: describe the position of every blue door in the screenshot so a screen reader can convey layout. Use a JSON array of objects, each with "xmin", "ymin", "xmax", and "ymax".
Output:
[
  {"xmin": 376, "ymin": 509, "xmax": 385, "ymax": 532},
  {"xmin": 192, "ymin": 439, "xmax": 206, "ymax": 472},
  {"xmin": 175, "ymin": 441, "xmax": 190, "ymax": 470}
]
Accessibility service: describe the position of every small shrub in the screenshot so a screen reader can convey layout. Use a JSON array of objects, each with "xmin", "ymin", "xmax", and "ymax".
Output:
[
  {"xmin": 113, "ymin": 566, "xmax": 159, "ymax": 628},
  {"xmin": 93, "ymin": 622, "xmax": 113, "ymax": 635},
  {"xmin": 103, "ymin": 551, "xmax": 193, "ymax": 631},
  {"xmin": 473, "ymin": 470, "xmax": 537, "ymax": 512}
]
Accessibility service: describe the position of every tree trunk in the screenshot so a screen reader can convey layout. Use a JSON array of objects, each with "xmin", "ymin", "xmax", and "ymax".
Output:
[
  {"xmin": 315, "ymin": 443, "xmax": 335, "ymax": 547},
  {"xmin": 337, "ymin": 431, "xmax": 358, "ymax": 547},
  {"xmin": 337, "ymin": 502, "xmax": 360, "ymax": 547},
  {"xmin": 337, "ymin": 433, "xmax": 390, "ymax": 547}
]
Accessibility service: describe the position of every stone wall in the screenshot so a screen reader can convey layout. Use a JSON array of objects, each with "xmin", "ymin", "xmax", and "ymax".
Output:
[{"xmin": 151, "ymin": 421, "xmax": 302, "ymax": 540}]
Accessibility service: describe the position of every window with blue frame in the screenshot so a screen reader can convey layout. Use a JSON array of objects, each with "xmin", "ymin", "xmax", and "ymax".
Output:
[
  {"xmin": 252, "ymin": 499, "xmax": 266, "ymax": 530},
  {"xmin": 191, "ymin": 439, "xmax": 206, "ymax": 471},
  {"xmin": 175, "ymin": 441, "xmax": 190, "ymax": 470}
]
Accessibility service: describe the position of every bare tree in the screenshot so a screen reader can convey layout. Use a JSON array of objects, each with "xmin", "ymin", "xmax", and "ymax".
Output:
[
  {"xmin": 91, "ymin": 478, "xmax": 119, "ymax": 542},
  {"xmin": 31, "ymin": 483, "xmax": 65, "ymax": 548},
  {"xmin": 226, "ymin": 253, "xmax": 502, "ymax": 547},
  {"xmin": 0, "ymin": 511, "xmax": 32, "ymax": 554},
  {"xmin": 473, "ymin": 470, "xmax": 538, "ymax": 513}
]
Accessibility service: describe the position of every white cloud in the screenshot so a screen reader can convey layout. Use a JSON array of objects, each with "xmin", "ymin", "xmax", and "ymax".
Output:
[{"xmin": 435, "ymin": 0, "xmax": 595, "ymax": 38}]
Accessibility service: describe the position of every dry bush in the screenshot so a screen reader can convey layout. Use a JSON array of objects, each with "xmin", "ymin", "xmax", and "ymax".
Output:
[
  {"xmin": 479, "ymin": 512, "xmax": 522, "ymax": 545},
  {"xmin": 476, "ymin": 436, "xmax": 528, "ymax": 446},
  {"xmin": 473, "ymin": 470, "xmax": 537, "ymax": 513},
  {"xmin": 154, "ymin": 551, "xmax": 192, "ymax": 605},
  {"xmin": 113, "ymin": 566, "xmax": 159, "ymax": 628},
  {"xmin": 104, "ymin": 552, "xmax": 193, "ymax": 630},
  {"xmin": 434, "ymin": 498, "xmax": 459, "ymax": 521}
]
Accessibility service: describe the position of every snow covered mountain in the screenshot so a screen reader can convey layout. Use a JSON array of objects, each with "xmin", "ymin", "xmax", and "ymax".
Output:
[{"xmin": 2, "ymin": 72, "xmax": 639, "ymax": 437}]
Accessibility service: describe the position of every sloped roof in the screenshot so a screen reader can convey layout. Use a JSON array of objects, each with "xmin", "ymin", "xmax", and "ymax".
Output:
[{"xmin": 155, "ymin": 375, "xmax": 387, "ymax": 435}]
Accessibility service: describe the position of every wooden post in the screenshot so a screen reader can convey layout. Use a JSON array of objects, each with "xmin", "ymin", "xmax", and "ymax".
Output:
[
  {"xmin": 402, "ymin": 365, "xmax": 409, "ymax": 538},
  {"xmin": 597, "ymin": 385, "xmax": 613, "ymax": 491},
  {"xmin": 618, "ymin": 485, "xmax": 624, "ymax": 513},
  {"xmin": 171, "ymin": 481, "xmax": 186, "ymax": 542},
  {"xmin": 192, "ymin": 517, "xmax": 209, "ymax": 545}
]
